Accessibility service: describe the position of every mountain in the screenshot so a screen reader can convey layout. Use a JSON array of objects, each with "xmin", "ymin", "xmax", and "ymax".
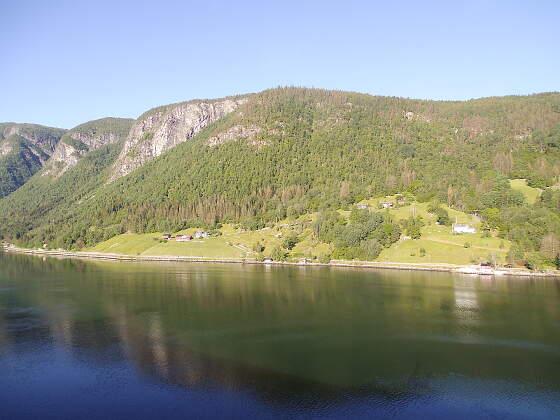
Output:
[
  {"xmin": 42, "ymin": 117, "xmax": 134, "ymax": 177},
  {"xmin": 0, "ymin": 123, "xmax": 66, "ymax": 197},
  {"xmin": 0, "ymin": 117, "xmax": 134, "ymax": 246},
  {"xmin": 1, "ymin": 88, "xmax": 559, "ymax": 267},
  {"xmin": 111, "ymin": 95, "xmax": 248, "ymax": 179}
]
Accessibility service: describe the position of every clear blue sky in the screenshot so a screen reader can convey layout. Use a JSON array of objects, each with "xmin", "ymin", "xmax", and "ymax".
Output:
[{"xmin": 1, "ymin": 0, "xmax": 558, "ymax": 129}]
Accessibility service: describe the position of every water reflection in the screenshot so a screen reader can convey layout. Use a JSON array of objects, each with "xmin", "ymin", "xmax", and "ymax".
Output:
[{"xmin": 0, "ymin": 253, "xmax": 559, "ymax": 417}]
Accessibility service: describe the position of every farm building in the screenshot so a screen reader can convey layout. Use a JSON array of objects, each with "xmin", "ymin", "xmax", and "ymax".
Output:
[
  {"xmin": 194, "ymin": 231, "xmax": 210, "ymax": 239},
  {"xmin": 452, "ymin": 223, "xmax": 476, "ymax": 234}
]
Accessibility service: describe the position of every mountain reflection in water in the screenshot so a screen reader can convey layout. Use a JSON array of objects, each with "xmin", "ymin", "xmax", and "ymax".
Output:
[{"xmin": 0, "ymin": 253, "xmax": 559, "ymax": 419}]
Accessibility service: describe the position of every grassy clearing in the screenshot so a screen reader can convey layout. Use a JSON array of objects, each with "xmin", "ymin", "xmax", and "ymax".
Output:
[
  {"xmin": 145, "ymin": 237, "xmax": 244, "ymax": 258},
  {"xmin": 377, "ymin": 238, "xmax": 507, "ymax": 265},
  {"xmin": 89, "ymin": 232, "xmax": 244, "ymax": 258},
  {"xmin": 510, "ymin": 179, "xmax": 541, "ymax": 204},
  {"xmin": 89, "ymin": 233, "xmax": 160, "ymax": 255},
  {"xmin": 89, "ymin": 194, "xmax": 511, "ymax": 264}
]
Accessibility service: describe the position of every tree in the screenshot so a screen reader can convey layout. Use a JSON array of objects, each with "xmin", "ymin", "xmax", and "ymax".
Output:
[
  {"xmin": 402, "ymin": 216, "xmax": 424, "ymax": 239},
  {"xmin": 540, "ymin": 233, "xmax": 560, "ymax": 260},
  {"xmin": 271, "ymin": 246, "xmax": 287, "ymax": 261},
  {"xmin": 359, "ymin": 239, "xmax": 382, "ymax": 260},
  {"xmin": 433, "ymin": 207, "xmax": 450, "ymax": 226},
  {"xmin": 281, "ymin": 235, "xmax": 298, "ymax": 250}
]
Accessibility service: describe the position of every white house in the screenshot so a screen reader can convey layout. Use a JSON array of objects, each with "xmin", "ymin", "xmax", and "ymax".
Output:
[
  {"xmin": 452, "ymin": 223, "xmax": 476, "ymax": 234},
  {"xmin": 194, "ymin": 231, "xmax": 210, "ymax": 239}
]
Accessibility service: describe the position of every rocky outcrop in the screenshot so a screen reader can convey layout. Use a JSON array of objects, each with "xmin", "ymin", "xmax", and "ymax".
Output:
[
  {"xmin": 0, "ymin": 123, "xmax": 65, "ymax": 157},
  {"xmin": 111, "ymin": 97, "xmax": 248, "ymax": 179},
  {"xmin": 42, "ymin": 118, "xmax": 133, "ymax": 177},
  {"xmin": 403, "ymin": 111, "xmax": 431, "ymax": 123},
  {"xmin": 0, "ymin": 123, "xmax": 66, "ymax": 197},
  {"xmin": 41, "ymin": 141, "xmax": 82, "ymax": 176},
  {"xmin": 207, "ymin": 125, "xmax": 262, "ymax": 147}
]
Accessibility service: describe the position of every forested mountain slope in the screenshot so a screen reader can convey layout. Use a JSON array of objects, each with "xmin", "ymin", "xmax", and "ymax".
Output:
[
  {"xmin": 1, "ymin": 88, "xmax": 560, "ymax": 266},
  {"xmin": 110, "ymin": 95, "xmax": 248, "ymax": 179},
  {"xmin": 0, "ymin": 123, "xmax": 66, "ymax": 197}
]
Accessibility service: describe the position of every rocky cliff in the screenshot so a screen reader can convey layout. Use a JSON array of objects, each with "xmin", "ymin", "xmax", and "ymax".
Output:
[
  {"xmin": 0, "ymin": 123, "xmax": 65, "ymax": 157},
  {"xmin": 111, "ymin": 97, "xmax": 248, "ymax": 179},
  {"xmin": 0, "ymin": 123, "xmax": 66, "ymax": 197},
  {"xmin": 42, "ymin": 117, "xmax": 134, "ymax": 177}
]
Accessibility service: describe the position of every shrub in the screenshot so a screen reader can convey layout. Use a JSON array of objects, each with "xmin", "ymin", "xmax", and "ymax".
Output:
[
  {"xmin": 318, "ymin": 255, "xmax": 331, "ymax": 263},
  {"xmin": 271, "ymin": 246, "xmax": 287, "ymax": 261},
  {"xmin": 281, "ymin": 235, "xmax": 299, "ymax": 250}
]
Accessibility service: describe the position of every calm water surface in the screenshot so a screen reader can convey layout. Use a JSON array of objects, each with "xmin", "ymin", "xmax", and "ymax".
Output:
[{"xmin": 0, "ymin": 253, "xmax": 559, "ymax": 419}]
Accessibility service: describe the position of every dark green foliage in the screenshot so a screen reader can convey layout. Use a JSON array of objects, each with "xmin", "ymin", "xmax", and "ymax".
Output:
[
  {"xmin": 481, "ymin": 176, "xmax": 525, "ymax": 208},
  {"xmin": 281, "ymin": 235, "xmax": 299, "ymax": 250},
  {"xmin": 270, "ymin": 246, "xmax": 287, "ymax": 261},
  {"xmin": 317, "ymin": 208, "xmax": 401, "ymax": 259},
  {"xmin": 428, "ymin": 201, "xmax": 450, "ymax": 226},
  {"xmin": 434, "ymin": 208, "xmax": 450, "ymax": 226},
  {"xmin": 0, "ymin": 141, "xmax": 124, "ymax": 248},
  {"xmin": 401, "ymin": 217, "xmax": 424, "ymax": 239}
]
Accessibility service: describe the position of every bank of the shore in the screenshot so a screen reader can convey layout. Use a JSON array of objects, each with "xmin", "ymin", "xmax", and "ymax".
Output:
[{"xmin": 3, "ymin": 244, "xmax": 558, "ymax": 277}]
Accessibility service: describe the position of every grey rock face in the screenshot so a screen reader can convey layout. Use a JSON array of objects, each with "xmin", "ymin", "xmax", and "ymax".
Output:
[
  {"xmin": 43, "ymin": 132, "xmax": 117, "ymax": 177},
  {"xmin": 0, "ymin": 123, "xmax": 65, "ymax": 157},
  {"xmin": 111, "ymin": 98, "xmax": 247, "ymax": 179},
  {"xmin": 207, "ymin": 125, "xmax": 262, "ymax": 147},
  {"xmin": 42, "ymin": 118, "xmax": 133, "ymax": 177}
]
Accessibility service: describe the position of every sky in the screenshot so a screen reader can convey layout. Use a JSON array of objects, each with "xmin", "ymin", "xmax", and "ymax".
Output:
[{"xmin": 1, "ymin": 0, "xmax": 559, "ymax": 128}]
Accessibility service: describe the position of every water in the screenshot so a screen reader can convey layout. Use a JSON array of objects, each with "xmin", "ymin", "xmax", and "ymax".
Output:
[{"xmin": 0, "ymin": 253, "xmax": 559, "ymax": 419}]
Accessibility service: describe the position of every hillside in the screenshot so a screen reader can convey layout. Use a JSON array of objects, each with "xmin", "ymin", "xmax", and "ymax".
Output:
[
  {"xmin": 111, "ymin": 95, "xmax": 249, "ymax": 179},
  {"xmin": 0, "ymin": 123, "xmax": 66, "ymax": 197},
  {"xmin": 88, "ymin": 197, "xmax": 511, "ymax": 266},
  {"xmin": 42, "ymin": 117, "xmax": 134, "ymax": 177},
  {"xmin": 0, "ymin": 118, "xmax": 135, "ymax": 246},
  {"xmin": 1, "ymin": 88, "xmax": 560, "ymax": 268}
]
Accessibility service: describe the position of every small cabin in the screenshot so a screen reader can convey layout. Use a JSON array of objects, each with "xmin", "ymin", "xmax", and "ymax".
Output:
[
  {"xmin": 162, "ymin": 233, "xmax": 172, "ymax": 240},
  {"xmin": 397, "ymin": 199, "xmax": 407, "ymax": 205},
  {"xmin": 194, "ymin": 231, "xmax": 210, "ymax": 239},
  {"xmin": 452, "ymin": 223, "xmax": 476, "ymax": 234},
  {"xmin": 356, "ymin": 203, "xmax": 369, "ymax": 209},
  {"xmin": 380, "ymin": 202, "xmax": 394, "ymax": 209},
  {"xmin": 176, "ymin": 235, "xmax": 192, "ymax": 242}
]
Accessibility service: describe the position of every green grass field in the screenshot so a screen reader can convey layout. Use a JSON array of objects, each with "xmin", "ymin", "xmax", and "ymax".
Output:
[
  {"xmin": 373, "ymin": 201, "xmax": 508, "ymax": 264},
  {"xmin": 89, "ymin": 232, "xmax": 245, "ymax": 258},
  {"xmin": 89, "ymin": 194, "xmax": 511, "ymax": 265},
  {"xmin": 510, "ymin": 179, "xmax": 541, "ymax": 204}
]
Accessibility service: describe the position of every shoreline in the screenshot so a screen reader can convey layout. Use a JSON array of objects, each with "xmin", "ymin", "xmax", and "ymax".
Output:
[{"xmin": 2, "ymin": 245, "xmax": 558, "ymax": 278}]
